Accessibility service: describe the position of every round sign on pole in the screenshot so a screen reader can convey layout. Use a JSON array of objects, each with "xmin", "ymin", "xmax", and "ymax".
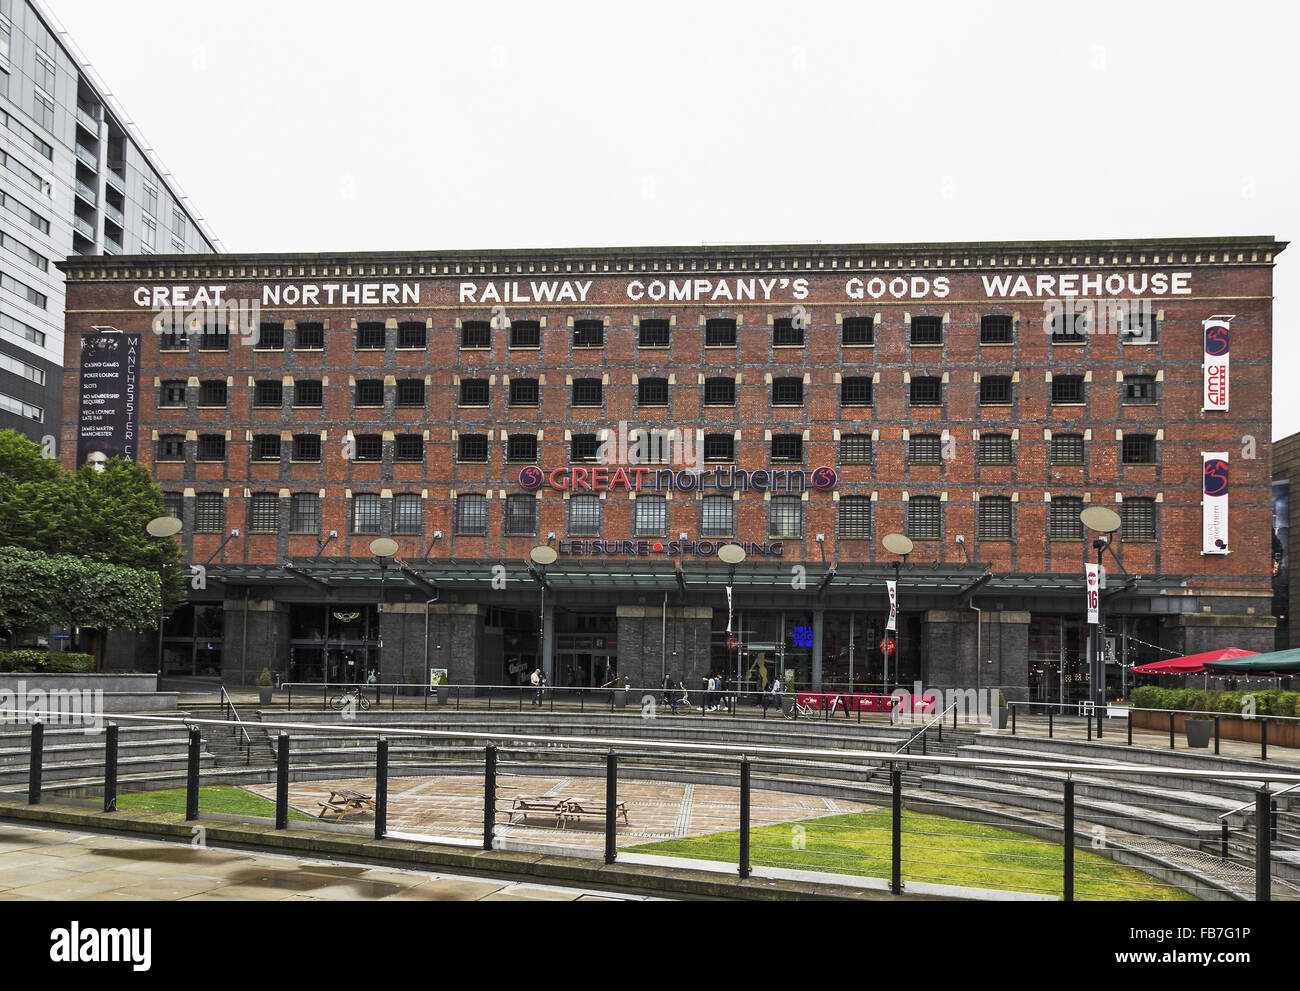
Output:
[
  {"xmin": 369, "ymin": 537, "xmax": 399, "ymax": 559},
  {"xmin": 879, "ymin": 636, "xmax": 896, "ymax": 655},
  {"xmin": 146, "ymin": 516, "xmax": 182, "ymax": 538},
  {"xmin": 717, "ymin": 543, "xmax": 747, "ymax": 565},
  {"xmin": 1080, "ymin": 506, "xmax": 1121, "ymax": 534},
  {"xmin": 529, "ymin": 545, "xmax": 558, "ymax": 566},
  {"xmin": 882, "ymin": 533, "xmax": 914, "ymax": 557},
  {"xmin": 726, "ymin": 635, "xmax": 739, "ymax": 651}
]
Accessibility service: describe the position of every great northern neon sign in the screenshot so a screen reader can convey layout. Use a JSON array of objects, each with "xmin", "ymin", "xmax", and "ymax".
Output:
[{"xmin": 519, "ymin": 465, "xmax": 837, "ymax": 493}]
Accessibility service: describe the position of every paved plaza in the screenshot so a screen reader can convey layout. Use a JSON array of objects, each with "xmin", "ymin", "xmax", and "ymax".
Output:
[
  {"xmin": 246, "ymin": 774, "xmax": 870, "ymax": 853},
  {"xmin": 0, "ymin": 822, "xmax": 654, "ymax": 901}
]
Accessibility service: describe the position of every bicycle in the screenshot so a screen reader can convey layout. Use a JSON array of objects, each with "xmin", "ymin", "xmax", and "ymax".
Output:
[
  {"xmin": 782, "ymin": 692, "xmax": 847, "ymax": 720},
  {"xmin": 329, "ymin": 686, "xmax": 371, "ymax": 711}
]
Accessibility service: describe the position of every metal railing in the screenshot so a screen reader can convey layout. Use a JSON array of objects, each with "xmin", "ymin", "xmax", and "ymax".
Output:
[
  {"xmin": 278, "ymin": 681, "xmax": 945, "ymax": 726},
  {"xmin": 3, "ymin": 706, "xmax": 1297, "ymax": 902},
  {"xmin": 1007, "ymin": 700, "xmax": 1300, "ymax": 759},
  {"xmin": 896, "ymin": 701, "xmax": 960, "ymax": 756},
  {"xmin": 218, "ymin": 686, "xmax": 255, "ymax": 764}
]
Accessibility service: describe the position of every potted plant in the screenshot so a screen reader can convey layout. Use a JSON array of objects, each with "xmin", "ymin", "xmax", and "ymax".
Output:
[
  {"xmin": 996, "ymin": 690, "xmax": 1009, "ymax": 729},
  {"xmin": 614, "ymin": 674, "xmax": 629, "ymax": 708},
  {"xmin": 258, "ymin": 667, "xmax": 273, "ymax": 706}
]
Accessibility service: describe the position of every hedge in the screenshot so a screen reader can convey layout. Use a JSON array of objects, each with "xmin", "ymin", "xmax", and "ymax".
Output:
[
  {"xmin": 0, "ymin": 650, "xmax": 95, "ymax": 673},
  {"xmin": 1130, "ymin": 685, "xmax": 1300, "ymax": 718}
]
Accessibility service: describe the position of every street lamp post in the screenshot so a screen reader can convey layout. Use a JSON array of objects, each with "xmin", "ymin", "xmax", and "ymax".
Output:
[
  {"xmin": 145, "ymin": 516, "xmax": 183, "ymax": 676},
  {"xmin": 718, "ymin": 544, "xmax": 747, "ymax": 706},
  {"xmin": 529, "ymin": 545, "xmax": 557, "ymax": 688},
  {"xmin": 369, "ymin": 538, "xmax": 399, "ymax": 681},
  {"xmin": 1080, "ymin": 507, "xmax": 1121, "ymax": 713},
  {"xmin": 881, "ymin": 533, "xmax": 913, "ymax": 696}
]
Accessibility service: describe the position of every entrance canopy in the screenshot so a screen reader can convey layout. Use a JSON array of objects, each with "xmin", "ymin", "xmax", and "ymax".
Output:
[
  {"xmin": 1130, "ymin": 648, "xmax": 1258, "ymax": 675},
  {"xmin": 1203, "ymin": 648, "xmax": 1300, "ymax": 675}
]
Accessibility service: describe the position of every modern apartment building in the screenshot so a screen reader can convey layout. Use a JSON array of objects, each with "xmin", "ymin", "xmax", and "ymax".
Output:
[
  {"xmin": 0, "ymin": 0, "xmax": 217, "ymax": 441},
  {"xmin": 59, "ymin": 236, "xmax": 1282, "ymax": 697}
]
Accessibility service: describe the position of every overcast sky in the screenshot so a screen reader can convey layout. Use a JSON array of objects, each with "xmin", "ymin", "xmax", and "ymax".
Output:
[{"xmin": 50, "ymin": 0, "xmax": 1299, "ymax": 439}]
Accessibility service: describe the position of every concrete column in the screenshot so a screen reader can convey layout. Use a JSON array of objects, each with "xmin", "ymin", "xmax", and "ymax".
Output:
[{"xmin": 541, "ymin": 601, "xmax": 555, "ymax": 682}]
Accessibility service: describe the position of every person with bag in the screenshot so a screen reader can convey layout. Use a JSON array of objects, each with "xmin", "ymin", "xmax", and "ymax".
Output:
[{"xmin": 530, "ymin": 667, "xmax": 544, "ymax": 706}]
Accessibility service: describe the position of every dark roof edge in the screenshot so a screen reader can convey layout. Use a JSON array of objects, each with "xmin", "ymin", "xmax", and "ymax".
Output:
[{"xmin": 57, "ymin": 235, "xmax": 1287, "ymax": 273}]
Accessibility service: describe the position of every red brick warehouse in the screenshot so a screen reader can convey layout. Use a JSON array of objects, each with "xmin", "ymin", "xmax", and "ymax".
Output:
[{"xmin": 58, "ymin": 236, "xmax": 1283, "ymax": 700}]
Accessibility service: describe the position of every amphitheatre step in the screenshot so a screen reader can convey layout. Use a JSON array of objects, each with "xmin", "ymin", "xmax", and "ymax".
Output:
[{"xmin": 975, "ymin": 731, "xmax": 1300, "ymax": 776}]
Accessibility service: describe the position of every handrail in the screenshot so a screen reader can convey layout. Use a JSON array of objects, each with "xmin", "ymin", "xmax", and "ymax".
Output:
[
  {"xmin": 895, "ymin": 700, "xmax": 959, "ymax": 754},
  {"xmin": 1218, "ymin": 781, "xmax": 1300, "ymax": 822},
  {"xmin": 218, "ymin": 685, "xmax": 254, "ymax": 762},
  {"xmin": 1008, "ymin": 700, "xmax": 1300, "ymax": 725},
  {"xmin": 5, "ymin": 707, "xmax": 1297, "ymax": 783}
]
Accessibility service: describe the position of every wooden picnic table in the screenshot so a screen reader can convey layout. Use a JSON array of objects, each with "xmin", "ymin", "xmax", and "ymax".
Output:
[
  {"xmin": 317, "ymin": 788, "xmax": 376, "ymax": 821},
  {"xmin": 507, "ymin": 794, "xmax": 629, "ymax": 829}
]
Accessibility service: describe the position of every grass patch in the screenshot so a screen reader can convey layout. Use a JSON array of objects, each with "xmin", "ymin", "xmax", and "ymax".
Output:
[
  {"xmin": 630, "ymin": 809, "xmax": 1196, "ymax": 901},
  {"xmin": 118, "ymin": 786, "xmax": 316, "ymax": 823}
]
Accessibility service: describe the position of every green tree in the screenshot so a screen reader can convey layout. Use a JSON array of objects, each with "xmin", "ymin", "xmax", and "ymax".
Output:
[
  {"xmin": 0, "ymin": 430, "xmax": 71, "ymax": 553},
  {"xmin": 0, "ymin": 547, "xmax": 161, "ymax": 636}
]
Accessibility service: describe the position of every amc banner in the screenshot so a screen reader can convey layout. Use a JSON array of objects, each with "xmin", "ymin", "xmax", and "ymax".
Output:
[
  {"xmin": 76, "ymin": 332, "xmax": 141, "ymax": 468},
  {"xmin": 1085, "ymin": 563, "xmax": 1101, "ymax": 624},
  {"xmin": 1202, "ymin": 452, "xmax": 1230, "ymax": 555},
  {"xmin": 1202, "ymin": 315, "xmax": 1232, "ymax": 411},
  {"xmin": 886, "ymin": 580, "xmax": 897, "ymax": 631}
]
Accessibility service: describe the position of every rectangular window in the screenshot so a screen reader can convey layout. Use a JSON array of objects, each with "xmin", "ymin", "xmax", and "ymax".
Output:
[
  {"xmin": 571, "ymin": 434, "xmax": 598, "ymax": 462},
  {"xmin": 0, "ymin": 312, "xmax": 45, "ymax": 348},
  {"xmin": 768, "ymin": 497, "xmax": 804, "ymax": 538},
  {"xmin": 1049, "ymin": 498, "xmax": 1085, "ymax": 540},
  {"xmin": 0, "ymin": 351, "xmax": 43, "ymax": 385},
  {"xmin": 395, "ymin": 435, "xmax": 424, "ymax": 462},
  {"xmin": 293, "ymin": 435, "xmax": 322, "ymax": 461},
  {"xmin": 1121, "ymin": 434, "xmax": 1156, "ymax": 464},
  {"xmin": 199, "ymin": 325, "xmax": 229, "ymax": 350},
  {"xmin": 156, "ymin": 435, "xmax": 185, "ymax": 461},
  {"xmin": 456, "ymin": 494, "xmax": 489, "ymax": 535},
  {"xmin": 162, "ymin": 492, "xmax": 184, "ymax": 520},
  {"xmin": 256, "ymin": 323, "xmax": 284, "ymax": 349},
  {"xmin": 1121, "ymin": 498, "xmax": 1156, "ymax": 540},
  {"xmin": 294, "ymin": 380, "xmax": 323, "ymax": 406},
  {"xmin": 908, "ymin": 434, "xmax": 942, "ymax": 465},
  {"xmin": 910, "ymin": 377, "xmax": 942, "ymax": 406},
  {"xmin": 509, "ymin": 378, "xmax": 539, "ymax": 406},
  {"xmin": 1050, "ymin": 310, "xmax": 1086, "ymax": 342},
  {"xmin": 910, "ymin": 316, "xmax": 943, "ymax": 345},
  {"xmin": 249, "ymin": 494, "xmax": 280, "ymax": 534},
  {"xmin": 197, "ymin": 435, "xmax": 226, "ymax": 461},
  {"xmin": 159, "ymin": 381, "xmax": 187, "ymax": 407},
  {"xmin": 394, "ymin": 494, "xmax": 423, "ymax": 534},
  {"xmin": 842, "ymin": 316, "xmax": 874, "ymax": 346},
  {"xmin": 354, "ymin": 435, "xmax": 383, "ymax": 461},
  {"xmin": 771, "ymin": 434, "xmax": 802, "ymax": 462},
  {"xmin": 1050, "ymin": 434, "xmax": 1085, "ymax": 465},
  {"xmin": 356, "ymin": 322, "xmax": 386, "ymax": 349},
  {"xmin": 1051, "ymin": 376, "xmax": 1085, "ymax": 404},
  {"xmin": 572, "ymin": 378, "xmax": 603, "ymax": 406},
  {"xmin": 1123, "ymin": 307, "xmax": 1158, "ymax": 344},
  {"xmin": 839, "ymin": 434, "xmax": 873, "ymax": 465},
  {"xmin": 290, "ymin": 493, "xmax": 320, "ymax": 533},
  {"xmin": 255, "ymin": 435, "xmax": 281, "ymax": 461},
  {"xmin": 773, "ymin": 317, "xmax": 803, "ymax": 346},
  {"xmin": 195, "ymin": 493, "xmax": 224, "ymax": 533},
  {"xmin": 977, "ymin": 497, "xmax": 1012, "ymax": 540},
  {"xmin": 838, "ymin": 497, "xmax": 873, "ymax": 539},
  {"xmin": 772, "ymin": 378, "xmax": 803, "ymax": 406},
  {"xmin": 1123, "ymin": 375, "xmax": 1158, "ymax": 405},
  {"xmin": 396, "ymin": 379, "xmax": 425, "ymax": 407},
  {"xmin": 295, "ymin": 323, "xmax": 325, "ymax": 349},
  {"xmin": 638, "ymin": 378, "xmax": 668, "ymax": 406},
  {"xmin": 356, "ymin": 380, "xmax": 385, "ymax": 407},
  {"xmin": 1, "ymin": 191, "xmax": 51, "ymax": 234},
  {"xmin": 705, "ymin": 318, "xmax": 737, "ymax": 347},
  {"xmin": 460, "ymin": 379, "xmax": 489, "ymax": 406},
  {"xmin": 507, "ymin": 434, "xmax": 538, "ymax": 462},
  {"xmin": 568, "ymin": 495, "xmax": 602, "ymax": 536},
  {"xmin": 979, "ymin": 376, "xmax": 1012, "ymax": 405},
  {"xmin": 704, "ymin": 378, "xmax": 735, "ymax": 406},
  {"xmin": 255, "ymin": 380, "xmax": 283, "ymax": 407},
  {"xmin": 980, "ymin": 315, "xmax": 1013, "ymax": 344},
  {"xmin": 505, "ymin": 495, "xmax": 537, "ymax": 536},
  {"xmin": 159, "ymin": 323, "xmax": 188, "ymax": 351},
  {"xmin": 509, "ymin": 320, "xmax": 540, "ymax": 348},
  {"xmin": 199, "ymin": 380, "xmax": 228, "ymax": 406},
  {"xmin": 700, "ymin": 495, "xmax": 734, "ymax": 537},
  {"xmin": 573, "ymin": 319, "xmax": 604, "ymax": 348},
  {"xmin": 634, "ymin": 496, "xmax": 668, "ymax": 537},
  {"xmin": 458, "ymin": 434, "xmax": 489, "ymax": 463},
  {"xmin": 976, "ymin": 434, "xmax": 1013, "ymax": 465},
  {"xmin": 703, "ymin": 434, "xmax": 734, "ymax": 462},
  {"xmin": 397, "ymin": 322, "xmax": 427, "ymax": 349},
  {"xmin": 1, "ymin": 271, "xmax": 46, "ymax": 309},
  {"xmin": 1, "ymin": 231, "xmax": 48, "ymax": 271},
  {"xmin": 0, "ymin": 391, "xmax": 42, "ymax": 422},
  {"xmin": 639, "ymin": 319, "xmax": 670, "ymax": 347},
  {"xmin": 353, "ymin": 494, "xmax": 382, "ymax": 534},
  {"xmin": 841, "ymin": 377, "xmax": 872, "ymax": 406},
  {"xmin": 906, "ymin": 496, "xmax": 941, "ymax": 540},
  {"xmin": 461, "ymin": 321, "xmax": 490, "ymax": 348}
]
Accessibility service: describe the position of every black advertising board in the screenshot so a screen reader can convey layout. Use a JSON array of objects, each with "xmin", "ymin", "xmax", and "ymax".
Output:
[{"xmin": 76, "ymin": 332, "xmax": 141, "ymax": 468}]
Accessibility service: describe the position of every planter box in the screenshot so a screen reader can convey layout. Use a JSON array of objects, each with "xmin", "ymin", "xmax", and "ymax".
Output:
[
  {"xmin": 1185, "ymin": 718, "xmax": 1212, "ymax": 749},
  {"xmin": 1132, "ymin": 709, "xmax": 1300, "ymax": 748}
]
